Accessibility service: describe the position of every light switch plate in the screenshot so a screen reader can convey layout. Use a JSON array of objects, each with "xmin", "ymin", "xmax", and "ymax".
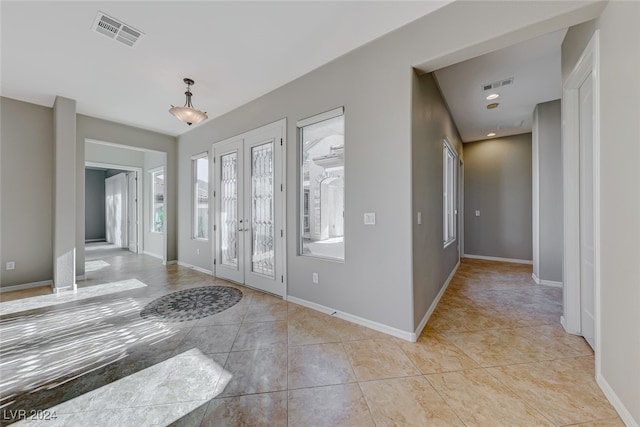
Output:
[
  {"xmin": 364, "ymin": 212, "xmax": 376, "ymax": 225},
  {"xmin": 417, "ymin": 212, "xmax": 422, "ymax": 225},
  {"xmin": 475, "ymin": 210, "xmax": 481, "ymax": 217}
]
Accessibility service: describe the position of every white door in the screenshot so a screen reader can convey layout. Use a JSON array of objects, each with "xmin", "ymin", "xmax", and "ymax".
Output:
[
  {"xmin": 213, "ymin": 120, "xmax": 286, "ymax": 296},
  {"xmin": 105, "ymin": 173, "xmax": 127, "ymax": 248},
  {"xmin": 214, "ymin": 138, "xmax": 245, "ymax": 284},
  {"xmin": 579, "ymin": 72, "xmax": 596, "ymax": 349},
  {"xmin": 127, "ymin": 171, "xmax": 138, "ymax": 253}
]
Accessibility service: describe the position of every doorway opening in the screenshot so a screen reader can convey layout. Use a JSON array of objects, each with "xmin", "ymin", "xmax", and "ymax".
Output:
[{"xmin": 85, "ymin": 162, "xmax": 142, "ymax": 268}]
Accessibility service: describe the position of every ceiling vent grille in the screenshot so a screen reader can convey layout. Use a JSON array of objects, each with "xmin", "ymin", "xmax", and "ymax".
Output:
[
  {"xmin": 92, "ymin": 12, "xmax": 143, "ymax": 48},
  {"xmin": 482, "ymin": 77, "xmax": 514, "ymax": 91},
  {"xmin": 497, "ymin": 120, "xmax": 525, "ymax": 131}
]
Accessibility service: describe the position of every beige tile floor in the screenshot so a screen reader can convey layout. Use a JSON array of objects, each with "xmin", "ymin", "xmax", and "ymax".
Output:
[{"xmin": 0, "ymin": 250, "xmax": 623, "ymax": 426}]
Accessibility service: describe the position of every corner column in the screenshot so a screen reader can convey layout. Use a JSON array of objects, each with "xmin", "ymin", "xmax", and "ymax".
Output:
[{"xmin": 53, "ymin": 96, "xmax": 77, "ymax": 292}]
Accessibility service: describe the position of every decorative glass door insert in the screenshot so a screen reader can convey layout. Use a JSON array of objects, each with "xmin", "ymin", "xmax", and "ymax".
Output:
[
  {"xmin": 220, "ymin": 152, "xmax": 238, "ymax": 267},
  {"xmin": 250, "ymin": 143, "xmax": 274, "ymax": 278}
]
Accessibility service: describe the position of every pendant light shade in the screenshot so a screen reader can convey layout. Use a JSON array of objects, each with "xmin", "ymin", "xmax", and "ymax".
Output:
[{"xmin": 169, "ymin": 78, "xmax": 208, "ymax": 126}]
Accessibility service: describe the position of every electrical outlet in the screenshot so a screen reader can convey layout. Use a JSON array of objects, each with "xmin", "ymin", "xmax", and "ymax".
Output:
[
  {"xmin": 475, "ymin": 210, "xmax": 481, "ymax": 217},
  {"xmin": 364, "ymin": 212, "xmax": 376, "ymax": 225},
  {"xmin": 312, "ymin": 273, "xmax": 319, "ymax": 284},
  {"xmin": 6, "ymin": 261, "xmax": 15, "ymax": 271},
  {"xmin": 196, "ymin": 248, "xmax": 200, "ymax": 255}
]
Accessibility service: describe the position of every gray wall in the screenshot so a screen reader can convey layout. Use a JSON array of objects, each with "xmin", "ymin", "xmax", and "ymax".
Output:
[
  {"xmin": 533, "ymin": 100, "xmax": 563, "ymax": 282},
  {"xmin": 0, "ymin": 98, "xmax": 53, "ymax": 287},
  {"xmin": 176, "ymin": 1, "xmax": 604, "ymax": 334},
  {"xmin": 85, "ymin": 142, "xmax": 145, "ymax": 168},
  {"xmin": 464, "ymin": 134, "xmax": 533, "ymax": 261},
  {"xmin": 85, "ymin": 169, "xmax": 106, "ymax": 241},
  {"xmin": 411, "ymin": 72, "xmax": 463, "ymax": 329},
  {"xmin": 563, "ymin": 3, "xmax": 640, "ymax": 423},
  {"xmin": 0, "ymin": 97, "xmax": 177, "ymax": 286},
  {"xmin": 77, "ymin": 115, "xmax": 177, "ymax": 275}
]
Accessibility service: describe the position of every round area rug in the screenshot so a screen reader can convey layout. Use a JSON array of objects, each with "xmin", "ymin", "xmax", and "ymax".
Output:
[{"xmin": 140, "ymin": 286, "xmax": 243, "ymax": 322}]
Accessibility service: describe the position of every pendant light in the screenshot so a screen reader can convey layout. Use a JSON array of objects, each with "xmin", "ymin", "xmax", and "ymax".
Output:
[{"xmin": 169, "ymin": 78, "xmax": 208, "ymax": 126}]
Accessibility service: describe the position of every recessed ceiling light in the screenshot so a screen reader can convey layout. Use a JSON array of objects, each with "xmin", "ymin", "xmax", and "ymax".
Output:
[
  {"xmin": 486, "ymin": 93, "xmax": 500, "ymax": 100},
  {"xmin": 487, "ymin": 132, "xmax": 497, "ymax": 137},
  {"xmin": 486, "ymin": 103, "xmax": 499, "ymax": 110}
]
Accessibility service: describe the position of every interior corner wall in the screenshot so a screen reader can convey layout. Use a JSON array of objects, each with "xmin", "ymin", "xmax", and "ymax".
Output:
[
  {"xmin": 464, "ymin": 134, "xmax": 533, "ymax": 261},
  {"xmin": 175, "ymin": 0, "xmax": 607, "ymax": 334},
  {"xmin": 411, "ymin": 72, "xmax": 463, "ymax": 329},
  {"xmin": 563, "ymin": 3, "xmax": 640, "ymax": 424},
  {"xmin": 85, "ymin": 169, "xmax": 106, "ymax": 241},
  {"xmin": 76, "ymin": 115, "xmax": 177, "ymax": 276},
  {"xmin": 533, "ymin": 100, "xmax": 563, "ymax": 283},
  {"xmin": 0, "ymin": 97, "xmax": 54, "ymax": 287}
]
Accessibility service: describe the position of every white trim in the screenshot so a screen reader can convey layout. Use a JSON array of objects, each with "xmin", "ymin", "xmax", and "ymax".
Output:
[
  {"xmin": 177, "ymin": 261, "xmax": 213, "ymax": 276},
  {"xmin": 561, "ymin": 31, "xmax": 601, "ymax": 353},
  {"xmin": 296, "ymin": 106, "xmax": 344, "ymax": 127},
  {"xmin": 596, "ymin": 375, "xmax": 639, "ymax": 427},
  {"xmin": 163, "ymin": 260, "xmax": 177, "ymax": 266},
  {"xmin": 532, "ymin": 106, "xmax": 541, "ymax": 280},
  {"xmin": 143, "ymin": 250, "xmax": 163, "ymax": 260},
  {"xmin": 85, "ymin": 138, "xmax": 163, "ymax": 154},
  {"xmin": 191, "ymin": 152, "xmax": 209, "ymax": 241},
  {"xmin": 463, "ymin": 254, "xmax": 533, "ymax": 265},
  {"xmin": 53, "ymin": 284, "xmax": 77, "ymax": 294},
  {"xmin": 76, "ymin": 274, "xmax": 86, "ymax": 281},
  {"xmin": 190, "ymin": 151, "xmax": 208, "ymax": 161},
  {"xmin": 0, "ymin": 280, "xmax": 53, "ymax": 293},
  {"xmin": 443, "ymin": 137, "xmax": 457, "ymax": 247},
  {"xmin": 285, "ymin": 295, "xmax": 415, "ymax": 342},
  {"xmin": 414, "ymin": 260, "xmax": 460, "ymax": 340},
  {"xmin": 532, "ymin": 273, "xmax": 563, "ymax": 288}
]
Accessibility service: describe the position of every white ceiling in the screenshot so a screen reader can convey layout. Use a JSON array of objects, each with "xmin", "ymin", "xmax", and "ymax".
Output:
[
  {"xmin": 1, "ymin": 1, "xmax": 451, "ymax": 136},
  {"xmin": 433, "ymin": 29, "xmax": 567, "ymax": 143}
]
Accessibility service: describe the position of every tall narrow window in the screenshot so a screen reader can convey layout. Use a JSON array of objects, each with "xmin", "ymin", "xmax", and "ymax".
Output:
[
  {"xmin": 151, "ymin": 169, "xmax": 164, "ymax": 233},
  {"xmin": 443, "ymin": 138, "xmax": 457, "ymax": 247},
  {"xmin": 298, "ymin": 107, "xmax": 345, "ymax": 261},
  {"xmin": 192, "ymin": 153, "xmax": 209, "ymax": 240}
]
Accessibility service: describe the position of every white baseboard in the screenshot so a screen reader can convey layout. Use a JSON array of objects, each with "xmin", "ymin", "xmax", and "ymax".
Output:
[
  {"xmin": 413, "ymin": 260, "xmax": 460, "ymax": 341},
  {"xmin": 597, "ymin": 374, "xmax": 639, "ymax": 427},
  {"xmin": 163, "ymin": 260, "xmax": 177, "ymax": 266},
  {"xmin": 532, "ymin": 273, "xmax": 563, "ymax": 288},
  {"xmin": 177, "ymin": 261, "xmax": 213, "ymax": 276},
  {"xmin": 52, "ymin": 283, "xmax": 77, "ymax": 294},
  {"xmin": 0, "ymin": 280, "xmax": 53, "ymax": 293},
  {"xmin": 285, "ymin": 295, "xmax": 414, "ymax": 342},
  {"xmin": 143, "ymin": 251, "xmax": 163, "ymax": 260},
  {"xmin": 76, "ymin": 274, "xmax": 86, "ymax": 281},
  {"xmin": 464, "ymin": 254, "xmax": 533, "ymax": 265}
]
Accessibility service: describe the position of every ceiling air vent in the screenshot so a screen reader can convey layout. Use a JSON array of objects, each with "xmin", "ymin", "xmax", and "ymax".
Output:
[
  {"xmin": 92, "ymin": 12, "xmax": 144, "ymax": 48},
  {"xmin": 482, "ymin": 77, "xmax": 514, "ymax": 91}
]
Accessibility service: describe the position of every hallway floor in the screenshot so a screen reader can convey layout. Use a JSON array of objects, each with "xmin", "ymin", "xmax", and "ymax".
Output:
[{"xmin": 0, "ymin": 254, "xmax": 622, "ymax": 426}]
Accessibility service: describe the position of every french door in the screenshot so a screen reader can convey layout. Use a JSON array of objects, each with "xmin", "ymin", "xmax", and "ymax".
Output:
[{"xmin": 213, "ymin": 120, "xmax": 286, "ymax": 296}]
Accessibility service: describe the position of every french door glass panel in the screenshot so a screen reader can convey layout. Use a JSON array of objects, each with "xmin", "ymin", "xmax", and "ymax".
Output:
[
  {"xmin": 250, "ymin": 142, "xmax": 275, "ymax": 278},
  {"xmin": 221, "ymin": 152, "xmax": 239, "ymax": 267}
]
